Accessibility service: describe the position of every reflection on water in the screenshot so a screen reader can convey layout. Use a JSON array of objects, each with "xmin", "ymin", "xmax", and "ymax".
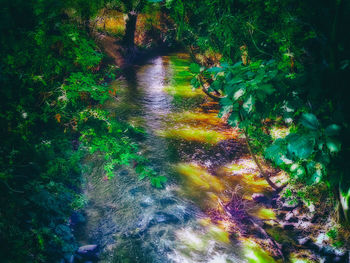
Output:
[{"xmin": 79, "ymin": 54, "xmax": 282, "ymax": 263}]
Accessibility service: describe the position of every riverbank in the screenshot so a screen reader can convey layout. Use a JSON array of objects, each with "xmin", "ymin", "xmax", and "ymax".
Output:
[
  {"xmin": 70, "ymin": 46, "xmax": 349, "ymax": 262},
  {"xmin": 2, "ymin": 2, "xmax": 349, "ymax": 262},
  {"xmin": 67, "ymin": 14, "xmax": 350, "ymax": 262}
]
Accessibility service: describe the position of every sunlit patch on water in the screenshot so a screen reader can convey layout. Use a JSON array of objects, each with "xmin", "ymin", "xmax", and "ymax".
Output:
[
  {"xmin": 79, "ymin": 53, "xmax": 291, "ymax": 262},
  {"xmin": 198, "ymin": 217, "xmax": 230, "ymax": 244},
  {"xmin": 157, "ymin": 126, "xmax": 227, "ymax": 145},
  {"xmin": 250, "ymin": 207, "xmax": 276, "ymax": 220},
  {"xmin": 216, "ymin": 158, "xmax": 271, "ymax": 197},
  {"xmin": 176, "ymin": 228, "xmax": 208, "ymax": 251},
  {"xmin": 174, "ymin": 157, "xmax": 278, "ymax": 223},
  {"xmin": 165, "ymin": 84, "xmax": 202, "ymax": 98},
  {"xmin": 207, "ymin": 224, "xmax": 230, "ymax": 244},
  {"xmin": 241, "ymin": 239, "xmax": 278, "ymax": 263},
  {"xmin": 175, "ymin": 163, "xmax": 224, "ymax": 190},
  {"xmin": 168, "ymin": 219, "xmax": 241, "ymax": 263},
  {"xmin": 167, "ymin": 111, "xmax": 222, "ymax": 128},
  {"xmin": 158, "ymin": 108, "xmax": 236, "ymax": 145}
]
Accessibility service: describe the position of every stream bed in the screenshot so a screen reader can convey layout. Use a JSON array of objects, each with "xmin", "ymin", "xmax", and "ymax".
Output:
[{"xmin": 75, "ymin": 53, "xmax": 290, "ymax": 263}]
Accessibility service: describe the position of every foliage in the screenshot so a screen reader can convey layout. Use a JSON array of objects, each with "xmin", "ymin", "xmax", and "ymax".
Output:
[
  {"xmin": 1, "ymin": 0, "xmax": 350, "ymax": 260},
  {"xmin": 190, "ymin": 59, "xmax": 341, "ymax": 186},
  {"xmin": 168, "ymin": 0, "xmax": 350, "ymax": 221},
  {"xmin": 327, "ymin": 227, "xmax": 345, "ymax": 248},
  {"xmin": 0, "ymin": 0, "xmax": 165, "ymax": 261}
]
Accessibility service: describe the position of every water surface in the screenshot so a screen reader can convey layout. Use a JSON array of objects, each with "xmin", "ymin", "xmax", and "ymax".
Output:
[{"xmin": 77, "ymin": 54, "xmax": 281, "ymax": 263}]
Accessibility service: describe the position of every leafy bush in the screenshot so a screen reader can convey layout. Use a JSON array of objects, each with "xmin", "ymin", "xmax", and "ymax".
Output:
[
  {"xmin": 172, "ymin": 0, "xmax": 350, "ymax": 222},
  {"xmin": 0, "ymin": 0, "xmax": 166, "ymax": 261}
]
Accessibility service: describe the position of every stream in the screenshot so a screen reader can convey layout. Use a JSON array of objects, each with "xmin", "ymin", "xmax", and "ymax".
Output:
[{"xmin": 75, "ymin": 53, "xmax": 283, "ymax": 263}]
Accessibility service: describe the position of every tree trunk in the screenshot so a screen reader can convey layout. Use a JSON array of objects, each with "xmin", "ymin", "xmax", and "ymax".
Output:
[{"xmin": 123, "ymin": 11, "xmax": 138, "ymax": 47}]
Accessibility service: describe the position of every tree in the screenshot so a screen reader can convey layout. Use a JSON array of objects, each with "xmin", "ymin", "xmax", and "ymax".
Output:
[
  {"xmin": 120, "ymin": 0, "xmax": 145, "ymax": 47},
  {"xmin": 105, "ymin": 0, "xmax": 161, "ymax": 48}
]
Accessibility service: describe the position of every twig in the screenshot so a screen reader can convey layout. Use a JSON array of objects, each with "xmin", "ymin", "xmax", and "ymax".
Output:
[
  {"xmin": 2, "ymin": 180, "xmax": 24, "ymax": 193},
  {"xmin": 197, "ymin": 74, "xmax": 224, "ymax": 101},
  {"xmin": 238, "ymin": 108, "xmax": 279, "ymax": 190}
]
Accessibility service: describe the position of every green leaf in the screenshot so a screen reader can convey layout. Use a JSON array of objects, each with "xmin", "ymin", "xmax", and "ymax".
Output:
[
  {"xmin": 238, "ymin": 120, "xmax": 250, "ymax": 129},
  {"xmin": 233, "ymin": 87, "xmax": 245, "ymax": 100},
  {"xmin": 309, "ymin": 169, "xmax": 322, "ymax": 184},
  {"xmin": 294, "ymin": 166, "xmax": 306, "ymax": 178},
  {"xmin": 220, "ymin": 96, "xmax": 233, "ymax": 106},
  {"xmin": 189, "ymin": 63, "xmax": 201, "ymax": 74},
  {"xmin": 290, "ymin": 163, "xmax": 300, "ymax": 172},
  {"xmin": 158, "ymin": 176, "xmax": 167, "ymax": 183},
  {"xmin": 218, "ymin": 104, "xmax": 233, "ymax": 118},
  {"xmin": 289, "ymin": 163, "xmax": 306, "ymax": 178},
  {"xmin": 207, "ymin": 67, "xmax": 223, "ymax": 74},
  {"xmin": 150, "ymin": 176, "xmax": 167, "ymax": 188},
  {"xmin": 190, "ymin": 77, "xmax": 200, "ymax": 89},
  {"xmin": 326, "ymin": 138, "xmax": 341, "ymax": 153},
  {"xmin": 232, "ymin": 61, "xmax": 242, "ymax": 68},
  {"xmin": 318, "ymin": 151, "xmax": 331, "ymax": 165},
  {"xmin": 260, "ymin": 84, "xmax": 275, "ymax": 95},
  {"xmin": 242, "ymin": 95, "xmax": 255, "ymax": 113},
  {"xmin": 300, "ymin": 113, "xmax": 319, "ymax": 130},
  {"xmin": 228, "ymin": 112, "xmax": 239, "ymax": 127},
  {"xmin": 139, "ymin": 171, "xmax": 148, "ymax": 180},
  {"xmin": 265, "ymin": 138, "xmax": 287, "ymax": 165},
  {"xmin": 267, "ymin": 69, "xmax": 278, "ymax": 78},
  {"xmin": 287, "ymin": 133, "xmax": 315, "ymax": 159},
  {"xmin": 228, "ymin": 76, "xmax": 243, "ymax": 85},
  {"xmin": 325, "ymin": 124, "xmax": 341, "ymax": 136}
]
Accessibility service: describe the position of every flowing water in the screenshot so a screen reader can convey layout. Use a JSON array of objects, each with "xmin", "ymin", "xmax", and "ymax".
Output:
[{"xmin": 76, "ymin": 53, "xmax": 284, "ymax": 263}]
